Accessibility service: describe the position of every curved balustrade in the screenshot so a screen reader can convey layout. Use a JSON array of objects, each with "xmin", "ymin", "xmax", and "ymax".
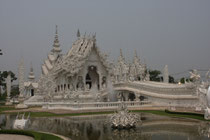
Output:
[{"xmin": 113, "ymin": 82, "xmax": 198, "ymax": 100}]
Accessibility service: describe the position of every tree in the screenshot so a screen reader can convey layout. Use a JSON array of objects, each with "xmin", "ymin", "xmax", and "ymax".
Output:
[
  {"xmin": 0, "ymin": 71, "xmax": 17, "ymax": 93},
  {"xmin": 180, "ymin": 77, "xmax": 185, "ymax": 84},
  {"xmin": 10, "ymin": 85, "xmax": 19, "ymax": 98},
  {"xmin": 0, "ymin": 92, "xmax": 6, "ymax": 101},
  {"xmin": 169, "ymin": 75, "xmax": 175, "ymax": 83},
  {"xmin": 180, "ymin": 77, "xmax": 193, "ymax": 84},
  {"xmin": 149, "ymin": 70, "xmax": 162, "ymax": 82}
]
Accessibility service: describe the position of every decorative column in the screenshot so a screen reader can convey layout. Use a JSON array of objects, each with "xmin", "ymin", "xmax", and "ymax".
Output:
[{"xmin": 98, "ymin": 71, "xmax": 102, "ymax": 91}]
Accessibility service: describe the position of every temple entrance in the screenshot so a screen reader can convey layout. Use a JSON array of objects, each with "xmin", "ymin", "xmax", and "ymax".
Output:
[
  {"xmin": 86, "ymin": 66, "xmax": 99, "ymax": 91},
  {"xmin": 31, "ymin": 89, "xmax": 34, "ymax": 96}
]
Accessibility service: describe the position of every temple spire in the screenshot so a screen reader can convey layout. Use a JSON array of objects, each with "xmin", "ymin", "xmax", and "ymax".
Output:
[
  {"xmin": 52, "ymin": 25, "xmax": 61, "ymax": 53},
  {"xmin": 18, "ymin": 57, "xmax": 25, "ymax": 97}
]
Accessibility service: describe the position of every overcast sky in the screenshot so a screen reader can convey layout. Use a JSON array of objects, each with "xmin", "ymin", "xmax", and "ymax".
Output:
[{"xmin": 0, "ymin": 0, "xmax": 210, "ymax": 81}]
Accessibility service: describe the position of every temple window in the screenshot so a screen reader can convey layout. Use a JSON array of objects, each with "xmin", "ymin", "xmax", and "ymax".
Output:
[{"xmin": 61, "ymin": 85, "xmax": 63, "ymax": 91}]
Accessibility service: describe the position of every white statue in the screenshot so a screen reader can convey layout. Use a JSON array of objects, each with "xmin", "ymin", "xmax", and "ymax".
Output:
[
  {"xmin": 86, "ymin": 84, "xmax": 90, "ymax": 91},
  {"xmin": 101, "ymin": 77, "xmax": 107, "ymax": 89},
  {"xmin": 6, "ymin": 73, "xmax": 11, "ymax": 99},
  {"xmin": 204, "ymin": 86, "xmax": 210, "ymax": 120}
]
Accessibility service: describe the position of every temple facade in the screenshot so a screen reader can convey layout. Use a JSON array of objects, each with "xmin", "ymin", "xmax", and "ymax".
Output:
[{"xmin": 19, "ymin": 26, "xmax": 210, "ymax": 112}]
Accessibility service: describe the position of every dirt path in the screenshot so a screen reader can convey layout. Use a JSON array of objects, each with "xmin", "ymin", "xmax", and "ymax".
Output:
[{"xmin": 0, "ymin": 134, "xmax": 34, "ymax": 140}]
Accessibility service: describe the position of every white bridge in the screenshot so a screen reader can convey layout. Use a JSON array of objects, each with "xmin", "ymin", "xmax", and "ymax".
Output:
[{"xmin": 113, "ymin": 81, "xmax": 199, "ymax": 107}]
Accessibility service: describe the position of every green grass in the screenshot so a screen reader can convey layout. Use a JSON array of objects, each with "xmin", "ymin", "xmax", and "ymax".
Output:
[
  {"xmin": 30, "ymin": 111, "xmax": 114, "ymax": 117},
  {"xmin": 0, "ymin": 130, "xmax": 63, "ymax": 140},
  {"xmin": 0, "ymin": 105, "xmax": 16, "ymax": 113},
  {"xmin": 133, "ymin": 110, "xmax": 205, "ymax": 121},
  {"xmin": 0, "ymin": 105, "xmax": 207, "ymax": 121}
]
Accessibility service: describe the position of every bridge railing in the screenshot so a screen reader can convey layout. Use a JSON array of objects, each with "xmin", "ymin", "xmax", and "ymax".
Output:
[
  {"xmin": 42, "ymin": 101, "xmax": 151, "ymax": 110},
  {"xmin": 114, "ymin": 82, "xmax": 196, "ymax": 95}
]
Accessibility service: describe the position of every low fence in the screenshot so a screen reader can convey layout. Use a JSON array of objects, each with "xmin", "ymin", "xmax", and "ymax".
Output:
[{"xmin": 41, "ymin": 101, "xmax": 151, "ymax": 110}]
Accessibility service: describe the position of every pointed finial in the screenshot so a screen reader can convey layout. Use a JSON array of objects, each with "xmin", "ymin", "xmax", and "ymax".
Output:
[
  {"xmin": 93, "ymin": 32, "xmax": 96, "ymax": 39},
  {"xmin": 30, "ymin": 62, "xmax": 33, "ymax": 72},
  {"xmin": 52, "ymin": 25, "xmax": 61, "ymax": 53},
  {"xmin": 120, "ymin": 49, "xmax": 123, "ymax": 57},
  {"xmin": 77, "ymin": 29, "xmax": 80, "ymax": 38},
  {"xmin": 134, "ymin": 49, "xmax": 138, "ymax": 58},
  {"xmin": 55, "ymin": 25, "xmax": 58, "ymax": 34}
]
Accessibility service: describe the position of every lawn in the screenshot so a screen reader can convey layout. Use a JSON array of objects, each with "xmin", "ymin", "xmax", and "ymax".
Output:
[
  {"xmin": 0, "ymin": 105, "xmax": 16, "ymax": 113},
  {"xmin": 0, "ymin": 105, "xmax": 207, "ymax": 121}
]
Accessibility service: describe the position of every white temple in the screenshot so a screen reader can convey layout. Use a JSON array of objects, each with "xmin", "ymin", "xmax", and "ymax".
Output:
[{"xmin": 18, "ymin": 26, "xmax": 210, "ymax": 117}]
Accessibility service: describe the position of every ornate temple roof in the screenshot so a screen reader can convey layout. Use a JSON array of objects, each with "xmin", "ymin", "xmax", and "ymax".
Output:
[
  {"xmin": 41, "ymin": 28, "xmax": 111, "ymax": 77},
  {"xmin": 52, "ymin": 35, "xmax": 111, "ymax": 77},
  {"xmin": 24, "ymin": 82, "xmax": 38, "ymax": 89}
]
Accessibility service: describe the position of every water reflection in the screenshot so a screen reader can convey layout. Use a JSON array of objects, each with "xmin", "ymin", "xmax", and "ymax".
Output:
[{"xmin": 0, "ymin": 113, "xmax": 210, "ymax": 140}]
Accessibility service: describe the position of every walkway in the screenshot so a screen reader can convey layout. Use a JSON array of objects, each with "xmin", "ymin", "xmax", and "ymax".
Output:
[{"xmin": 0, "ymin": 134, "xmax": 34, "ymax": 140}]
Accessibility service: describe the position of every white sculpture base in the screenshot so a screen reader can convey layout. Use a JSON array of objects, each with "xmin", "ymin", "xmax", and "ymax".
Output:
[
  {"xmin": 204, "ymin": 107, "xmax": 210, "ymax": 120},
  {"xmin": 15, "ymin": 103, "xmax": 28, "ymax": 109}
]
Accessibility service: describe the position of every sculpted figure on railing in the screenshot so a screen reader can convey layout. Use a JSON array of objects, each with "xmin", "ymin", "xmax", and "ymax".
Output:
[{"xmin": 190, "ymin": 69, "xmax": 201, "ymax": 84}]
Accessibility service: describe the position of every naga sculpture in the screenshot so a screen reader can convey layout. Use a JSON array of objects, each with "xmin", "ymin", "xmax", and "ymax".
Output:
[{"xmin": 110, "ymin": 101, "xmax": 141, "ymax": 129}]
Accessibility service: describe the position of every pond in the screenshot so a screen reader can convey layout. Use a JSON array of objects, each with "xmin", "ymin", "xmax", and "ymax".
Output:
[{"xmin": 0, "ymin": 113, "xmax": 210, "ymax": 140}]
